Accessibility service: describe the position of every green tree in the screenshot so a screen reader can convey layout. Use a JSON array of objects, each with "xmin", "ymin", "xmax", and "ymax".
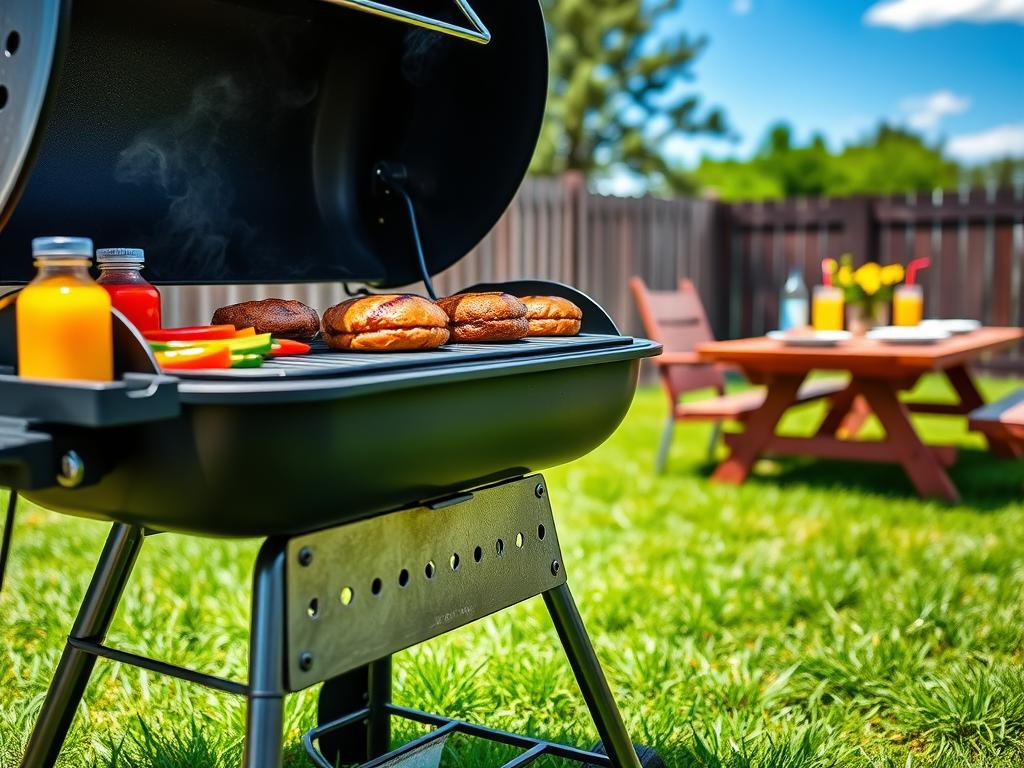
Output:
[
  {"xmin": 830, "ymin": 124, "xmax": 959, "ymax": 196},
  {"xmin": 695, "ymin": 122, "xmax": 960, "ymax": 201},
  {"xmin": 965, "ymin": 157, "xmax": 1024, "ymax": 188},
  {"xmin": 530, "ymin": 0, "xmax": 727, "ymax": 191},
  {"xmin": 753, "ymin": 124, "xmax": 836, "ymax": 196}
]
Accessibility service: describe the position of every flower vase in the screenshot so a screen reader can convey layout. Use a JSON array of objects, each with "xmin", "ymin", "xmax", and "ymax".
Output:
[{"xmin": 846, "ymin": 302, "xmax": 889, "ymax": 336}]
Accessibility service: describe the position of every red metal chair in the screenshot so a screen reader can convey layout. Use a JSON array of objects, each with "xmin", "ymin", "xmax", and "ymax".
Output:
[{"xmin": 630, "ymin": 276, "xmax": 844, "ymax": 472}]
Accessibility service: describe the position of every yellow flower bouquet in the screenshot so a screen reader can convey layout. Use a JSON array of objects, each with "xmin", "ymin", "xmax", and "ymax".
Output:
[{"xmin": 829, "ymin": 254, "xmax": 904, "ymax": 331}]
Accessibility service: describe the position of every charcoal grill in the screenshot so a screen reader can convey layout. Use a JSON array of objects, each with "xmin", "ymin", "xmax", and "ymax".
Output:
[{"xmin": 0, "ymin": 1, "xmax": 662, "ymax": 766}]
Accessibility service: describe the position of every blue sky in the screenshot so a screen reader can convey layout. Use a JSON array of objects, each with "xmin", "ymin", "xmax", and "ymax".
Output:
[{"xmin": 659, "ymin": 0, "xmax": 1024, "ymax": 167}]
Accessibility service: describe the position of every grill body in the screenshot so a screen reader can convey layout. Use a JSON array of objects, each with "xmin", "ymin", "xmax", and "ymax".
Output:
[{"xmin": 22, "ymin": 344, "xmax": 648, "ymax": 536}]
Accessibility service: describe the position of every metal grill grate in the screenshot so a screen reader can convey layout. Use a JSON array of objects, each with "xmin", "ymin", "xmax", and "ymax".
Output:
[{"xmin": 173, "ymin": 334, "xmax": 633, "ymax": 380}]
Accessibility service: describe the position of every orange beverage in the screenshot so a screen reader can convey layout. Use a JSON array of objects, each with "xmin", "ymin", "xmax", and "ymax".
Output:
[
  {"xmin": 16, "ymin": 237, "xmax": 113, "ymax": 382},
  {"xmin": 893, "ymin": 285, "xmax": 923, "ymax": 327},
  {"xmin": 812, "ymin": 286, "xmax": 844, "ymax": 331}
]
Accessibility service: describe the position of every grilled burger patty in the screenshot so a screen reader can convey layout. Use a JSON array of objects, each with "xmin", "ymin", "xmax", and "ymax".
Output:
[
  {"xmin": 212, "ymin": 299, "xmax": 320, "ymax": 341},
  {"xmin": 520, "ymin": 295, "xmax": 583, "ymax": 336},
  {"xmin": 436, "ymin": 292, "xmax": 529, "ymax": 343},
  {"xmin": 322, "ymin": 294, "xmax": 450, "ymax": 351}
]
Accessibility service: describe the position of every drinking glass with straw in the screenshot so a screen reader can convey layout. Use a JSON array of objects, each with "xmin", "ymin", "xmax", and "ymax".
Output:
[
  {"xmin": 893, "ymin": 257, "xmax": 930, "ymax": 326},
  {"xmin": 813, "ymin": 258, "xmax": 844, "ymax": 331}
]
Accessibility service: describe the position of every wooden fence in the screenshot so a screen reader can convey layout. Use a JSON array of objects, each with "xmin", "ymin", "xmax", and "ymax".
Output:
[
  {"xmin": 125, "ymin": 177, "xmax": 1024, "ymax": 372},
  {"xmin": 725, "ymin": 189, "xmax": 1024, "ymax": 369}
]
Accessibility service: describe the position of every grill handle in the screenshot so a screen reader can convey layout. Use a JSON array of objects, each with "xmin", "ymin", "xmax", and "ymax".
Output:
[
  {"xmin": 0, "ymin": 418, "xmax": 55, "ymax": 491},
  {"xmin": 315, "ymin": 0, "xmax": 490, "ymax": 43}
]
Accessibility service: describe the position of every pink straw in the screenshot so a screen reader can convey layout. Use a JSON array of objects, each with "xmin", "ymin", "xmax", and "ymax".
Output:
[
  {"xmin": 821, "ymin": 259, "xmax": 834, "ymax": 288},
  {"xmin": 906, "ymin": 257, "xmax": 931, "ymax": 286}
]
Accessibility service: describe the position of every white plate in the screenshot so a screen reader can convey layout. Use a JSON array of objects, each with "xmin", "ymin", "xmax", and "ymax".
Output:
[
  {"xmin": 767, "ymin": 330, "xmax": 852, "ymax": 347},
  {"xmin": 866, "ymin": 326, "xmax": 951, "ymax": 344},
  {"xmin": 919, "ymin": 318, "xmax": 981, "ymax": 335}
]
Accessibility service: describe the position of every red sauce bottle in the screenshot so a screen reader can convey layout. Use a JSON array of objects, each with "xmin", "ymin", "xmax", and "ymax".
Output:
[{"xmin": 95, "ymin": 248, "xmax": 162, "ymax": 332}]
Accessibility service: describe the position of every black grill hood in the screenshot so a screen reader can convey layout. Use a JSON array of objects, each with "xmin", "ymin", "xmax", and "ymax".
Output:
[{"xmin": 0, "ymin": 0, "xmax": 548, "ymax": 285}]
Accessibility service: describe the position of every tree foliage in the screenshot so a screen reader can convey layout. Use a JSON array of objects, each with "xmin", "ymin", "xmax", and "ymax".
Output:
[
  {"xmin": 530, "ymin": 0, "xmax": 727, "ymax": 190},
  {"xmin": 694, "ymin": 122, "xmax": 962, "ymax": 201}
]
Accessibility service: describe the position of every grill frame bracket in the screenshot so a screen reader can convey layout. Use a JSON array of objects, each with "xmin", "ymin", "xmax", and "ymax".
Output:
[{"xmin": 285, "ymin": 474, "xmax": 565, "ymax": 691}]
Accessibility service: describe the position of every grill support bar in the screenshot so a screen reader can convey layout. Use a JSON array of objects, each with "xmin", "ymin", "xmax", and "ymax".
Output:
[
  {"xmin": 307, "ymin": 700, "xmax": 625, "ymax": 766},
  {"xmin": 65, "ymin": 638, "xmax": 248, "ymax": 696}
]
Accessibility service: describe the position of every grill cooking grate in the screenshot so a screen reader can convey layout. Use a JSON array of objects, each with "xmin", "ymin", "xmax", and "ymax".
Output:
[{"xmin": 173, "ymin": 333, "xmax": 633, "ymax": 380}]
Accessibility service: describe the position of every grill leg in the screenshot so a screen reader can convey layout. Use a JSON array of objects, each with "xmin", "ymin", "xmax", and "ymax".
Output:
[
  {"xmin": 20, "ymin": 524, "xmax": 145, "ymax": 768},
  {"xmin": 543, "ymin": 583, "xmax": 642, "ymax": 768},
  {"xmin": 243, "ymin": 539, "xmax": 288, "ymax": 768},
  {"xmin": 0, "ymin": 491, "xmax": 16, "ymax": 595},
  {"xmin": 367, "ymin": 656, "xmax": 393, "ymax": 757}
]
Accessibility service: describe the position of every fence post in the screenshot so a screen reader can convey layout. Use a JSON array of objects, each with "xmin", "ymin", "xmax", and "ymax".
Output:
[
  {"xmin": 561, "ymin": 171, "xmax": 587, "ymax": 287},
  {"xmin": 710, "ymin": 198, "xmax": 733, "ymax": 339},
  {"xmin": 840, "ymin": 195, "xmax": 876, "ymax": 263}
]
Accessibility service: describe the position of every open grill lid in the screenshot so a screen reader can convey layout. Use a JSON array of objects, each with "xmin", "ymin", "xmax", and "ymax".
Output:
[{"xmin": 0, "ymin": 0, "xmax": 547, "ymax": 286}]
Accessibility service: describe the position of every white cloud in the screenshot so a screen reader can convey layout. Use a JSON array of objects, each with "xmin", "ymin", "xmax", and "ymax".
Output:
[
  {"xmin": 948, "ymin": 123, "xmax": 1024, "ymax": 161},
  {"xmin": 900, "ymin": 90, "xmax": 971, "ymax": 131},
  {"xmin": 864, "ymin": 0, "xmax": 1024, "ymax": 30},
  {"xmin": 731, "ymin": 0, "xmax": 753, "ymax": 15}
]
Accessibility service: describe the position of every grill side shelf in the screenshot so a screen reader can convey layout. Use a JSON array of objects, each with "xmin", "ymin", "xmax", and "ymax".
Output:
[
  {"xmin": 284, "ymin": 474, "xmax": 565, "ymax": 692},
  {"xmin": 0, "ymin": 373, "xmax": 180, "ymax": 427}
]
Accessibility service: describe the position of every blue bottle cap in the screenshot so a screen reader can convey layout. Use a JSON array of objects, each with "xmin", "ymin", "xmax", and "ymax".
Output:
[{"xmin": 32, "ymin": 236, "xmax": 94, "ymax": 259}]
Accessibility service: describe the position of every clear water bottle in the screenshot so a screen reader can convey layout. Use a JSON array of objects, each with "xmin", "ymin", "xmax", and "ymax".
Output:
[{"xmin": 779, "ymin": 267, "xmax": 809, "ymax": 331}]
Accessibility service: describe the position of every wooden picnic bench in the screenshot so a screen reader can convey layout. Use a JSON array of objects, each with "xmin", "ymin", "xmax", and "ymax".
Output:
[
  {"xmin": 969, "ymin": 389, "xmax": 1024, "ymax": 445},
  {"xmin": 697, "ymin": 327, "xmax": 1024, "ymax": 503}
]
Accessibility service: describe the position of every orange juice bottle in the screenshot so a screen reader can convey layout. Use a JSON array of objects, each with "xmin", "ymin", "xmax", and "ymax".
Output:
[{"xmin": 16, "ymin": 237, "xmax": 113, "ymax": 382}]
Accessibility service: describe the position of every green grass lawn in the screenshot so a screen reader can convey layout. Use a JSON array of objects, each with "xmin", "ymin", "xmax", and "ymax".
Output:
[{"xmin": 3, "ymin": 375, "xmax": 1024, "ymax": 767}]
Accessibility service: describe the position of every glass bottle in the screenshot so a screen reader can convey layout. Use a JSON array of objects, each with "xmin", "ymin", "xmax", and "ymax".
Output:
[
  {"xmin": 95, "ymin": 248, "xmax": 162, "ymax": 332},
  {"xmin": 16, "ymin": 236, "xmax": 113, "ymax": 381},
  {"xmin": 779, "ymin": 267, "xmax": 809, "ymax": 331}
]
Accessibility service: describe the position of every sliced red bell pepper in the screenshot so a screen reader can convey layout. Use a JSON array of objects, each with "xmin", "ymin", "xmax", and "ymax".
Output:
[
  {"xmin": 270, "ymin": 338, "xmax": 311, "ymax": 356},
  {"xmin": 155, "ymin": 346, "xmax": 233, "ymax": 370},
  {"xmin": 144, "ymin": 325, "xmax": 238, "ymax": 342}
]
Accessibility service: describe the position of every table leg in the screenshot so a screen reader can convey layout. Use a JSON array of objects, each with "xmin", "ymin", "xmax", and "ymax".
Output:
[
  {"xmin": 857, "ymin": 379, "xmax": 960, "ymax": 503},
  {"xmin": 816, "ymin": 385, "xmax": 870, "ymax": 438},
  {"xmin": 947, "ymin": 365, "xmax": 1023, "ymax": 458},
  {"xmin": 712, "ymin": 374, "xmax": 806, "ymax": 485}
]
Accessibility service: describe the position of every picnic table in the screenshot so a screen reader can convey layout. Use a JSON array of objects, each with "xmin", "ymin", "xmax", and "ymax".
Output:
[{"xmin": 696, "ymin": 327, "xmax": 1024, "ymax": 503}]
